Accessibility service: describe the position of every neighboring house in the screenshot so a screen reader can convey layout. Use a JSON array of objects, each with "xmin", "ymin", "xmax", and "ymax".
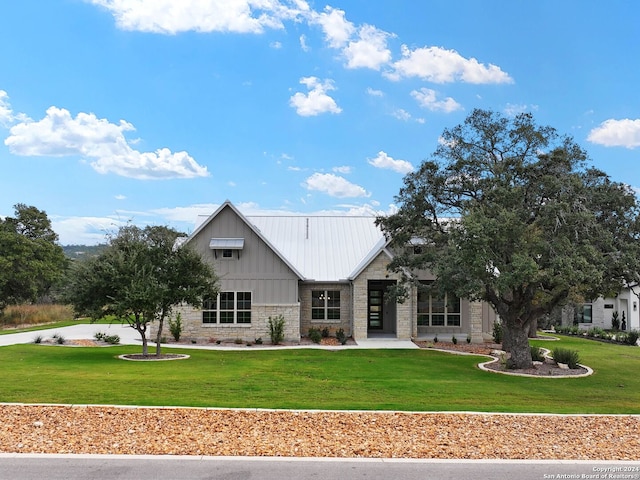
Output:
[
  {"xmin": 564, "ymin": 286, "xmax": 640, "ymax": 331},
  {"xmin": 169, "ymin": 201, "xmax": 497, "ymax": 344}
]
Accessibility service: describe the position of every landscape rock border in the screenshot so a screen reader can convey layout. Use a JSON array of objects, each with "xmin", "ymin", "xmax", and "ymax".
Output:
[{"xmin": 118, "ymin": 354, "xmax": 190, "ymax": 361}]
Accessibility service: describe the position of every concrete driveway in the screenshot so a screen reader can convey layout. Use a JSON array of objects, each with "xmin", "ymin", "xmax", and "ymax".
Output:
[{"xmin": 0, "ymin": 323, "xmax": 142, "ymax": 347}]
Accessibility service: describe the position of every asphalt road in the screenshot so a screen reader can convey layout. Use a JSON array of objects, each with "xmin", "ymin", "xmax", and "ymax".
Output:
[{"xmin": 1, "ymin": 455, "xmax": 639, "ymax": 480}]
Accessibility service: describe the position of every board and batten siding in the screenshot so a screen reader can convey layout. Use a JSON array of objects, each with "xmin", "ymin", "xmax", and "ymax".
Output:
[{"xmin": 189, "ymin": 205, "xmax": 301, "ymax": 304}]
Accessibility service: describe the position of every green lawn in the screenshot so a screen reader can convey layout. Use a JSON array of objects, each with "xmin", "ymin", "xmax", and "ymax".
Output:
[{"xmin": 1, "ymin": 335, "xmax": 638, "ymax": 413}]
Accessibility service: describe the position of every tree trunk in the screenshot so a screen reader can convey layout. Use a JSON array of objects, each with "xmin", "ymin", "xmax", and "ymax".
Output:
[
  {"xmin": 505, "ymin": 321, "xmax": 533, "ymax": 369},
  {"xmin": 528, "ymin": 317, "xmax": 538, "ymax": 338},
  {"xmin": 501, "ymin": 323, "xmax": 513, "ymax": 351},
  {"xmin": 155, "ymin": 316, "xmax": 164, "ymax": 356}
]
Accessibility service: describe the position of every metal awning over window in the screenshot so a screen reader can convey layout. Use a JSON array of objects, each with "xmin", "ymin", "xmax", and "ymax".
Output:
[
  {"xmin": 209, "ymin": 238, "xmax": 244, "ymax": 250},
  {"xmin": 209, "ymin": 238, "xmax": 244, "ymax": 259}
]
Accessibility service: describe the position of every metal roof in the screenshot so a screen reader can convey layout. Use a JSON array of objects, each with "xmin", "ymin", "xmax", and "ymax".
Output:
[{"xmin": 246, "ymin": 215, "xmax": 387, "ymax": 281}]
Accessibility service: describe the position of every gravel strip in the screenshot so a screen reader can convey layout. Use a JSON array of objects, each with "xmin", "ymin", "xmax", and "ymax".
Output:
[{"xmin": 1, "ymin": 405, "xmax": 638, "ymax": 460}]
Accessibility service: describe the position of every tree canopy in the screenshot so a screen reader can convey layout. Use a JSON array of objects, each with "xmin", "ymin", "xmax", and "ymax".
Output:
[
  {"xmin": 66, "ymin": 225, "xmax": 218, "ymax": 355},
  {"xmin": 378, "ymin": 109, "xmax": 640, "ymax": 369},
  {"xmin": 0, "ymin": 204, "xmax": 67, "ymax": 312}
]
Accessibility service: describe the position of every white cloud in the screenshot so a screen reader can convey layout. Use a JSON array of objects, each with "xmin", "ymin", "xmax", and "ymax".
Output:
[
  {"xmin": 343, "ymin": 24, "xmax": 392, "ymax": 70},
  {"xmin": 303, "ymin": 172, "xmax": 369, "ymax": 197},
  {"xmin": 299, "ymin": 34, "xmax": 309, "ymax": 52},
  {"xmin": 0, "ymin": 90, "xmax": 14, "ymax": 127},
  {"xmin": 386, "ymin": 45, "xmax": 513, "ymax": 84},
  {"xmin": 311, "ymin": 6, "xmax": 355, "ymax": 48},
  {"xmin": 289, "ymin": 77, "xmax": 342, "ymax": 116},
  {"xmin": 5, "ymin": 106, "xmax": 209, "ymax": 179},
  {"xmin": 504, "ymin": 103, "xmax": 539, "ymax": 117},
  {"xmin": 89, "ymin": 0, "xmax": 310, "ymax": 34},
  {"xmin": 366, "ymin": 87, "xmax": 384, "ymax": 97},
  {"xmin": 52, "ymin": 215, "xmax": 128, "ymax": 245},
  {"xmin": 587, "ymin": 119, "xmax": 640, "ymax": 149},
  {"xmin": 332, "ymin": 165, "xmax": 352, "ymax": 174},
  {"xmin": 367, "ymin": 151, "xmax": 413, "ymax": 174},
  {"xmin": 392, "ymin": 109, "xmax": 412, "ymax": 121},
  {"xmin": 115, "ymin": 194, "xmax": 126, "ymax": 200},
  {"xmin": 411, "ymin": 88, "xmax": 462, "ymax": 113},
  {"xmin": 270, "ymin": 41, "xmax": 282, "ymax": 49}
]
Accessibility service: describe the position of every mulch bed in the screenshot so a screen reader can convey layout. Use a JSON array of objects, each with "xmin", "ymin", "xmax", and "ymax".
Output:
[{"xmin": 414, "ymin": 341, "xmax": 590, "ymax": 377}]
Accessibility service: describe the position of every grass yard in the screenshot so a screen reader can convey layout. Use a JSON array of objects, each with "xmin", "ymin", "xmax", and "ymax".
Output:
[{"xmin": 0, "ymin": 335, "xmax": 638, "ymax": 414}]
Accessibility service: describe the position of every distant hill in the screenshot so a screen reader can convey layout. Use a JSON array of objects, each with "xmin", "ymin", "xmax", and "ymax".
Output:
[{"xmin": 62, "ymin": 244, "xmax": 108, "ymax": 260}]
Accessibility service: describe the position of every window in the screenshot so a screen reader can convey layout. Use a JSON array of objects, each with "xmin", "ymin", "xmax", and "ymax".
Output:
[
  {"xmin": 221, "ymin": 249, "xmax": 233, "ymax": 258},
  {"xmin": 575, "ymin": 304, "xmax": 593, "ymax": 324},
  {"xmin": 202, "ymin": 292, "xmax": 251, "ymax": 324},
  {"xmin": 417, "ymin": 288, "xmax": 461, "ymax": 327},
  {"xmin": 312, "ymin": 290, "xmax": 340, "ymax": 321}
]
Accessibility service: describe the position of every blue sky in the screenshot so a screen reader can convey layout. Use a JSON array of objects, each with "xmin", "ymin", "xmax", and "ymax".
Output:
[{"xmin": 1, "ymin": 1, "xmax": 639, "ymax": 245}]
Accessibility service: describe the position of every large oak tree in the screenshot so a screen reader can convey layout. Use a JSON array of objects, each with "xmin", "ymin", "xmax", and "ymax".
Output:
[
  {"xmin": 378, "ymin": 109, "xmax": 640, "ymax": 369},
  {"xmin": 66, "ymin": 225, "xmax": 218, "ymax": 356},
  {"xmin": 0, "ymin": 204, "xmax": 67, "ymax": 313}
]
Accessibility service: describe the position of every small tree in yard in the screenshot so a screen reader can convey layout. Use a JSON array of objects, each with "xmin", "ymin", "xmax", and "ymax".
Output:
[
  {"xmin": 378, "ymin": 109, "xmax": 640, "ymax": 369},
  {"xmin": 65, "ymin": 225, "xmax": 218, "ymax": 356}
]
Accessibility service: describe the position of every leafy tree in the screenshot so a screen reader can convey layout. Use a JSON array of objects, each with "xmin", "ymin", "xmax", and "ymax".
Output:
[
  {"xmin": 378, "ymin": 109, "xmax": 640, "ymax": 369},
  {"xmin": 0, "ymin": 204, "xmax": 67, "ymax": 312},
  {"xmin": 66, "ymin": 225, "xmax": 218, "ymax": 356}
]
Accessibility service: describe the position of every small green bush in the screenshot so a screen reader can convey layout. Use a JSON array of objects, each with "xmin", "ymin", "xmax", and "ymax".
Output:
[
  {"xmin": 255, "ymin": 337, "xmax": 263, "ymax": 345},
  {"xmin": 552, "ymin": 347, "xmax": 581, "ymax": 369},
  {"xmin": 321, "ymin": 327, "xmax": 330, "ymax": 338},
  {"xmin": 335, "ymin": 328, "xmax": 348, "ymax": 345},
  {"xmin": 169, "ymin": 313, "xmax": 183, "ymax": 342},
  {"xmin": 466, "ymin": 335, "xmax": 471, "ymax": 344},
  {"xmin": 433, "ymin": 335, "xmax": 438, "ymax": 343},
  {"xmin": 621, "ymin": 330, "xmax": 639, "ymax": 346},
  {"xmin": 268, "ymin": 315, "xmax": 286, "ymax": 345},
  {"xmin": 452, "ymin": 335, "xmax": 457, "ymax": 345},
  {"xmin": 492, "ymin": 322, "xmax": 503, "ymax": 344},
  {"xmin": 33, "ymin": 335, "xmax": 43, "ymax": 344},
  {"xmin": 530, "ymin": 346, "xmax": 545, "ymax": 362},
  {"xmin": 308, "ymin": 327, "xmax": 322, "ymax": 344}
]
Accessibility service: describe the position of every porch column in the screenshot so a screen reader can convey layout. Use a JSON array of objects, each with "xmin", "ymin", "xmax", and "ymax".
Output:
[{"xmin": 470, "ymin": 301, "xmax": 484, "ymax": 344}]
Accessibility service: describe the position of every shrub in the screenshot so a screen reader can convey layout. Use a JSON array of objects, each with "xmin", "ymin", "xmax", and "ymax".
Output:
[
  {"xmin": 52, "ymin": 333, "xmax": 65, "ymax": 345},
  {"xmin": 451, "ymin": 335, "xmax": 458, "ymax": 345},
  {"xmin": 308, "ymin": 327, "xmax": 322, "ymax": 344},
  {"xmin": 611, "ymin": 311, "xmax": 620, "ymax": 331},
  {"xmin": 466, "ymin": 335, "xmax": 471, "ymax": 344},
  {"xmin": 586, "ymin": 327, "xmax": 605, "ymax": 338},
  {"xmin": 234, "ymin": 338, "xmax": 243, "ymax": 345},
  {"xmin": 321, "ymin": 327, "xmax": 330, "ymax": 338},
  {"xmin": 168, "ymin": 313, "xmax": 183, "ymax": 342},
  {"xmin": 552, "ymin": 347, "xmax": 580, "ymax": 369},
  {"xmin": 268, "ymin": 315, "xmax": 286, "ymax": 345},
  {"xmin": 255, "ymin": 337, "xmax": 263, "ymax": 345},
  {"xmin": 433, "ymin": 335, "xmax": 438, "ymax": 343},
  {"xmin": 492, "ymin": 321, "xmax": 503, "ymax": 344},
  {"xmin": 94, "ymin": 332, "xmax": 105, "ymax": 341},
  {"xmin": 621, "ymin": 330, "xmax": 639, "ymax": 346},
  {"xmin": 530, "ymin": 346, "xmax": 545, "ymax": 362},
  {"xmin": 33, "ymin": 335, "xmax": 43, "ymax": 344},
  {"xmin": 335, "ymin": 328, "xmax": 348, "ymax": 345}
]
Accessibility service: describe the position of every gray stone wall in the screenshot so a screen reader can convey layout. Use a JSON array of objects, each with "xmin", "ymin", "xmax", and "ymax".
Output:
[
  {"xmin": 299, "ymin": 283, "xmax": 352, "ymax": 337},
  {"xmin": 160, "ymin": 303, "xmax": 301, "ymax": 344}
]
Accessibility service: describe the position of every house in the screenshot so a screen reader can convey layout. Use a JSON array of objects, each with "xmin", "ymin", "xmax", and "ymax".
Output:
[
  {"xmin": 171, "ymin": 201, "xmax": 497, "ymax": 344},
  {"xmin": 564, "ymin": 286, "xmax": 640, "ymax": 331}
]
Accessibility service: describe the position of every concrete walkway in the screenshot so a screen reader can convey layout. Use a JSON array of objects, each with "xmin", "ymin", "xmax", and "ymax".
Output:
[{"xmin": 0, "ymin": 324, "xmax": 419, "ymax": 350}]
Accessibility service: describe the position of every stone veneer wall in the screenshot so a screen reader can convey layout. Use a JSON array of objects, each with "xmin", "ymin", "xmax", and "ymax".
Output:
[
  {"xmin": 299, "ymin": 283, "xmax": 352, "ymax": 337},
  {"xmin": 352, "ymin": 252, "xmax": 412, "ymax": 341},
  {"xmin": 164, "ymin": 303, "xmax": 301, "ymax": 344}
]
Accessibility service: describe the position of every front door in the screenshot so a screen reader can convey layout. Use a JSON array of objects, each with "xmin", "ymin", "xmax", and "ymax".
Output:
[{"xmin": 367, "ymin": 280, "xmax": 397, "ymax": 333}]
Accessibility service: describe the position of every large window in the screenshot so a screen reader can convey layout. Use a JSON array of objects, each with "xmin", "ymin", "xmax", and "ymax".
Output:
[
  {"xmin": 203, "ymin": 292, "xmax": 252, "ymax": 324},
  {"xmin": 417, "ymin": 288, "xmax": 461, "ymax": 327},
  {"xmin": 312, "ymin": 290, "xmax": 340, "ymax": 321},
  {"xmin": 575, "ymin": 304, "xmax": 593, "ymax": 324}
]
